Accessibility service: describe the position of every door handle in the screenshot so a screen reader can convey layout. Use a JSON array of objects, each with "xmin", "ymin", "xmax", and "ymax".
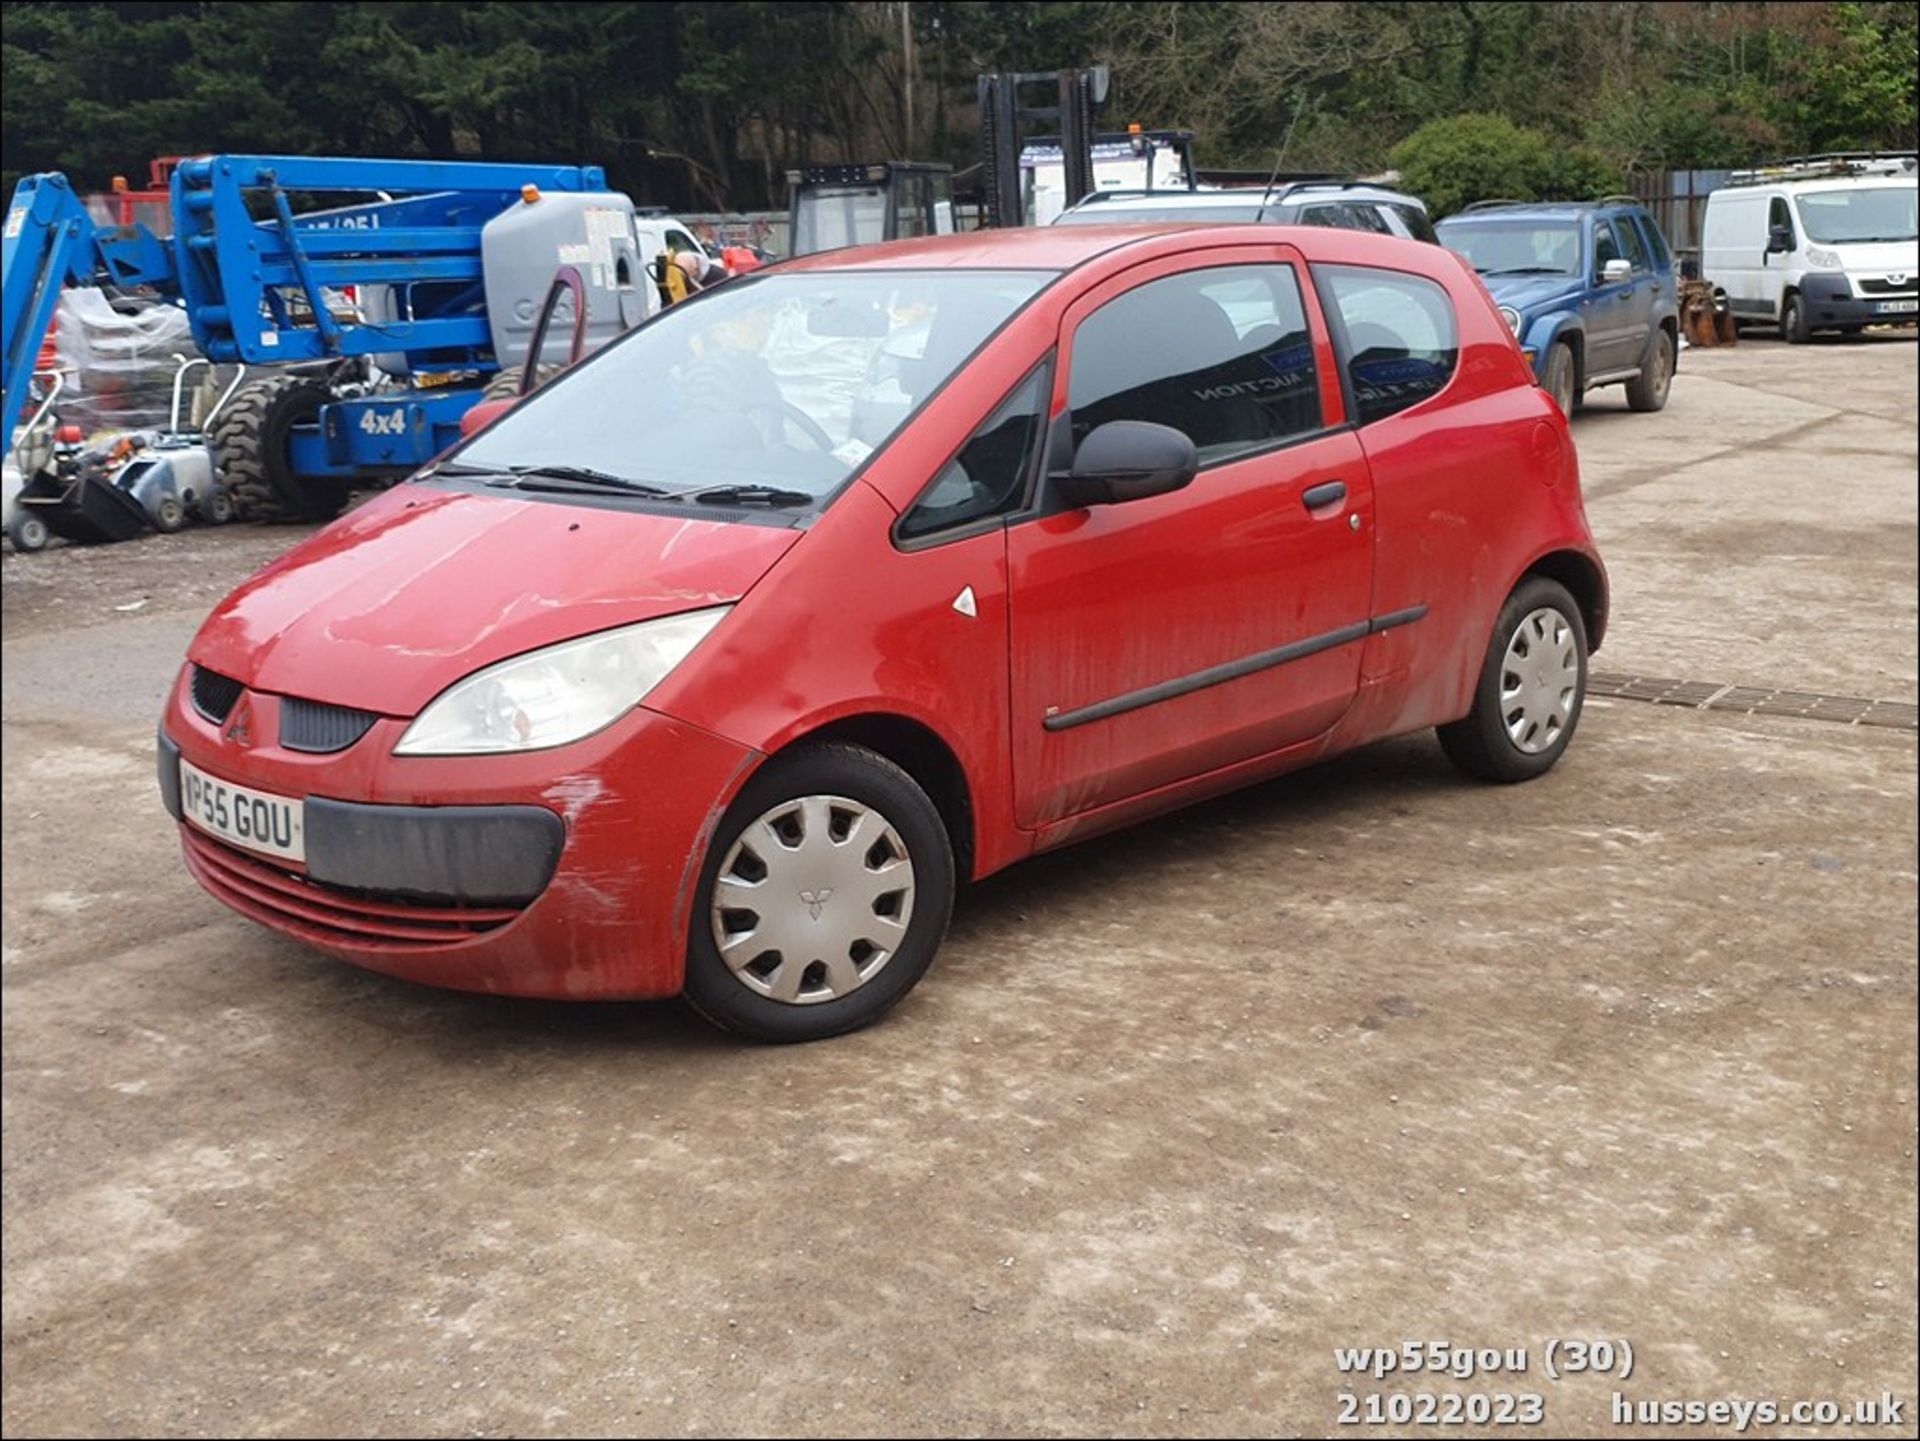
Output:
[{"xmin": 1302, "ymin": 480, "xmax": 1347, "ymax": 511}]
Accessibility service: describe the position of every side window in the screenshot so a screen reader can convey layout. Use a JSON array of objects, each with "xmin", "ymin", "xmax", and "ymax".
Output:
[
  {"xmin": 1344, "ymin": 204, "xmax": 1393, "ymax": 235},
  {"xmin": 1636, "ymin": 215, "xmax": 1671, "ymax": 268},
  {"xmin": 1299, "ymin": 204, "xmax": 1350, "ymax": 230},
  {"xmin": 1593, "ymin": 221, "xmax": 1623, "ymax": 277},
  {"xmin": 1067, "ymin": 264, "xmax": 1322, "ymax": 465},
  {"xmin": 1389, "ymin": 204, "xmax": 1438, "ymax": 244},
  {"xmin": 1317, "ymin": 265, "xmax": 1459, "ymax": 426},
  {"xmin": 1768, "ymin": 196, "xmax": 1795, "ymax": 244},
  {"xmin": 1615, "ymin": 214, "xmax": 1651, "ymax": 272},
  {"xmin": 665, "ymin": 229, "xmax": 700, "ymax": 256},
  {"xmin": 897, "ymin": 365, "xmax": 1048, "ymax": 543},
  {"xmin": 895, "ymin": 174, "xmax": 931, "ymax": 240}
]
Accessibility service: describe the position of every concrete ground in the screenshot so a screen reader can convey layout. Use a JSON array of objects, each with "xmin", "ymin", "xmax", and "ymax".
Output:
[{"xmin": 3, "ymin": 334, "xmax": 1914, "ymax": 1438}]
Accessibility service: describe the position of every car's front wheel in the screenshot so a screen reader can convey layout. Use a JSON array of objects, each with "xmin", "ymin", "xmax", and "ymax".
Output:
[
  {"xmin": 1782, "ymin": 291, "xmax": 1812, "ymax": 344},
  {"xmin": 683, "ymin": 743, "xmax": 955, "ymax": 1042},
  {"xmin": 1543, "ymin": 341, "xmax": 1578, "ymax": 417},
  {"xmin": 1438, "ymin": 576, "xmax": 1589, "ymax": 783}
]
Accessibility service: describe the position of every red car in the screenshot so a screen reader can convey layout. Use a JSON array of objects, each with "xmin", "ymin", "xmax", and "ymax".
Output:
[{"xmin": 160, "ymin": 224, "xmax": 1607, "ymax": 1042}]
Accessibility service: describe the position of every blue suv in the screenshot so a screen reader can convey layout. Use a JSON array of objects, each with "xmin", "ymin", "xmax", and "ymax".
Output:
[{"xmin": 1436, "ymin": 200, "xmax": 1680, "ymax": 416}]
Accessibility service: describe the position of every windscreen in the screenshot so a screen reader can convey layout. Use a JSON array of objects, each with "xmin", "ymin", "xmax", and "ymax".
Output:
[
  {"xmin": 793, "ymin": 185, "xmax": 887, "ymax": 254},
  {"xmin": 1794, "ymin": 186, "xmax": 1918, "ymax": 244},
  {"xmin": 453, "ymin": 269, "xmax": 1050, "ymax": 504},
  {"xmin": 1437, "ymin": 221, "xmax": 1583, "ymax": 276}
]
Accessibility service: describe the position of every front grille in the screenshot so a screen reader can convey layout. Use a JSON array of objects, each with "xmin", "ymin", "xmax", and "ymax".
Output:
[
  {"xmin": 1858, "ymin": 276, "xmax": 1917, "ymax": 296},
  {"xmin": 190, "ymin": 665, "xmax": 245, "ymax": 723},
  {"xmin": 280, "ymin": 697, "xmax": 380, "ymax": 753},
  {"xmin": 180, "ymin": 826, "xmax": 521, "ymax": 950}
]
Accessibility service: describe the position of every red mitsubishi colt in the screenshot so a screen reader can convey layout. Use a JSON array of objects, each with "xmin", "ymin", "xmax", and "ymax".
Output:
[{"xmin": 161, "ymin": 223, "xmax": 1607, "ymax": 1041}]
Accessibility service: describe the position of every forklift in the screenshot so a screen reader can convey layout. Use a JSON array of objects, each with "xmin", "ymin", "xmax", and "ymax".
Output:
[
  {"xmin": 785, "ymin": 162, "xmax": 956, "ymax": 257},
  {"xmin": 976, "ymin": 68, "xmax": 1196, "ymax": 227}
]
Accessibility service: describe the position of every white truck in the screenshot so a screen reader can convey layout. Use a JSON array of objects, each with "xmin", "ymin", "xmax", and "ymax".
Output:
[{"xmin": 1701, "ymin": 155, "xmax": 1917, "ymax": 342}]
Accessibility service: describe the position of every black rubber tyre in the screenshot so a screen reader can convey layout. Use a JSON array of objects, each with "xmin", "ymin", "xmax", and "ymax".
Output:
[
  {"xmin": 1543, "ymin": 341, "xmax": 1577, "ymax": 417},
  {"xmin": 1625, "ymin": 327, "xmax": 1674, "ymax": 412},
  {"xmin": 1437, "ymin": 576, "xmax": 1589, "ymax": 784},
  {"xmin": 682, "ymin": 743, "xmax": 955, "ymax": 1043},
  {"xmin": 209, "ymin": 375, "xmax": 353, "ymax": 523},
  {"xmin": 150, "ymin": 495, "xmax": 187, "ymax": 533},
  {"xmin": 196, "ymin": 483, "xmax": 235, "ymax": 525},
  {"xmin": 481, "ymin": 364, "xmax": 562, "ymax": 404},
  {"xmin": 1782, "ymin": 291, "xmax": 1812, "ymax": 344},
  {"xmin": 6, "ymin": 511, "xmax": 51, "ymax": 553}
]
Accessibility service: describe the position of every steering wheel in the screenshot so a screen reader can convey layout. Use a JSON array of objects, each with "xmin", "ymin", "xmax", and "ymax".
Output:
[{"xmin": 744, "ymin": 398, "xmax": 834, "ymax": 452}]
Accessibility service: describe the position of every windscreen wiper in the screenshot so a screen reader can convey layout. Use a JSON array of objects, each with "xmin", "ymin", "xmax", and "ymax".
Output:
[
  {"xmin": 431, "ymin": 461, "xmax": 672, "ymax": 496},
  {"xmin": 1483, "ymin": 266, "xmax": 1569, "ymax": 276},
  {"xmin": 499, "ymin": 465, "xmax": 675, "ymax": 497},
  {"xmin": 683, "ymin": 484, "xmax": 815, "ymax": 507}
]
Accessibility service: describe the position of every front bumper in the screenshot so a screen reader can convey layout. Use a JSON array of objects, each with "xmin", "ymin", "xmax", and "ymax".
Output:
[
  {"xmin": 160, "ymin": 668, "xmax": 760, "ymax": 999},
  {"xmin": 1801, "ymin": 274, "xmax": 1919, "ymax": 326}
]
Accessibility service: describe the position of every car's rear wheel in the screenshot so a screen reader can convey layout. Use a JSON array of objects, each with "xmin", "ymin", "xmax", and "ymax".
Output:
[
  {"xmin": 1438, "ymin": 576, "xmax": 1588, "ymax": 783},
  {"xmin": 683, "ymin": 743, "xmax": 955, "ymax": 1042},
  {"xmin": 1544, "ymin": 341, "xmax": 1577, "ymax": 417},
  {"xmin": 1625, "ymin": 328, "xmax": 1674, "ymax": 411}
]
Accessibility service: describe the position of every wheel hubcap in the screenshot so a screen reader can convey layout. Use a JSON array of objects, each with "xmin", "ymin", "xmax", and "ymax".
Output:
[
  {"xmin": 1501, "ymin": 607, "xmax": 1580, "ymax": 754},
  {"xmin": 710, "ymin": 794, "xmax": 915, "ymax": 1005}
]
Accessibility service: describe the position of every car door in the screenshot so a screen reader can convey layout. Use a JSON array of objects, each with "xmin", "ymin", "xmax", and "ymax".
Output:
[
  {"xmin": 1585, "ymin": 219, "xmax": 1638, "ymax": 372},
  {"xmin": 1611, "ymin": 213, "xmax": 1660, "ymax": 364},
  {"xmin": 1006, "ymin": 248, "xmax": 1375, "ymax": 828},
  {"xmin": 1764, "ymin": 193, "xmax": 1799, "ymax": 306}
]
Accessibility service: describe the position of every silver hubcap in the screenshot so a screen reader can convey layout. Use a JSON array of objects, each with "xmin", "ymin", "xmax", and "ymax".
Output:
[
  {"xmin": 1652, "ymin": 336, "xmax": 1672, "ymax": 394},
  {"xmin": 1501, "ymin": 607, "xmax": 1580, "ymax": 754},
  {"xmin": 710, "ymin": 794, "xmax": 915, "ymax": 1006}
]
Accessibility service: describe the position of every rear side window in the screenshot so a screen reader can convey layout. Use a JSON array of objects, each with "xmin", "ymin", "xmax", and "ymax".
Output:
[
  {"xmin": 1635, "ymin": 215, "xmax": 1671, "ymax": 268},
  {"xmin": 1615, "ymin": 215, "xmax": 1651, "ymax": 272},
  {"xmin": 1388, "ymin": 204, "xmax": 1439, "ymax": 244},
  {"xmin": 1300, "ymin": 204, "xmax": 1386, "ymax": 233},
  {"xmin": 1316, "ymin": 265, "xmax": 1458, "ymax": 426},
  {"xmin": 898, "ymin": 365, "xmax": 1048, "ymax": 543},
  {"xmin": 1068, "ymin": 264, "xmax": 1322, "ymax": 465}
]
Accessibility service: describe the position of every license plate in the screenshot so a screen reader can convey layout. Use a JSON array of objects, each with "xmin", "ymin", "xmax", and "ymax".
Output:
[
  {"xmin": 1876, "ymin": 299, "xmax": 1918, "ymax": 314},
  {"xmin": 178, "ymin": 758, "xmax": 305, "ymax": 862}
]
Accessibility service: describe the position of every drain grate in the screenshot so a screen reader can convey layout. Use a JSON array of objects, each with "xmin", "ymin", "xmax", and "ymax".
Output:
[{"xmin": 1589, "ymin": 671, "xmax": 1918, "ymax": 731}]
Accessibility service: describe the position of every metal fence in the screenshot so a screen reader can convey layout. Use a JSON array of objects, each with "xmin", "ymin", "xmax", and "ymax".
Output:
[{"xmin": 1628, "ymin": 168, "xmax": 1734, "ymax": 263}]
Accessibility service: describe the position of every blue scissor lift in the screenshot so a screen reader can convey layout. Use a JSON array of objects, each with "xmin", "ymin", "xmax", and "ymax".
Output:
[{"xmin": 4, "ymin": 154, "xmax": 609, "ymax": 519}]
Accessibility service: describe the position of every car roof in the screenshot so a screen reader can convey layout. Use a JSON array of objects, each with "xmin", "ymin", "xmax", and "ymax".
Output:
[
  {"xmin": 1438, "ymin": 201, "xmax": 1644, "ymax": 222},
  {"xmin": 772, "ymin": 223, "xmax": 1466, "ymax": 278},
  {"xmin": 1066, "ymin": 184, "xmax": 1419, "ymax": 213},
  {"xmin": 1762, "ymin": 174, "xmax": 1918, "ymax": 192}
]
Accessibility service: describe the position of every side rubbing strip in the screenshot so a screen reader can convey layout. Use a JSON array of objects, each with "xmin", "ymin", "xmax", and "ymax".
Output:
[
  {"xmin": 1042, "ymin": 604, "xmax": 1430, "ymax": 733},
  {"xmin": 1371, "ymin": 604, "xmax": 1429, "ymax": 633}
]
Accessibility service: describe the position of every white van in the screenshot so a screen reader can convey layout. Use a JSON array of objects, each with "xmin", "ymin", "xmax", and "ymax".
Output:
[{"xmin": 1701, "ymin": 157, "xmax": 1917, "ymax": 342}]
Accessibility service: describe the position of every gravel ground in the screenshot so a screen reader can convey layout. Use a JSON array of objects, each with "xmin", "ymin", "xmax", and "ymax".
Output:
[{"xmin": 3, "ymin": 332, "xmax": 1915, "ymax": 1438}]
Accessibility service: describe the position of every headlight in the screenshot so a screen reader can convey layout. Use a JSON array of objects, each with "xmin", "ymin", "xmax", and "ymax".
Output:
[
  {"xmin": 1805, "ymin": 246, "xmax": 1840, "ymax": 269},
  {"xmin": 1498, "ymin": 306, "xmax": 1523, "ymax": 337},
  {"xmin": 394, "ymin": 607, "xmax": 732, "ymax": 755}
]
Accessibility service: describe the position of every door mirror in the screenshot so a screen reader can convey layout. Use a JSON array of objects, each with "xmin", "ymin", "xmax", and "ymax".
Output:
[
  {"xmin": 1766, "ymin": 223, "xmax": 1794, "ymax": 255},
  {"xmin": 1601, "ymin": 257, "xmax": 1632, "ymax": 284},
  {"xmin": 1057, "ymin": 421, "xmax": 1198, "ymax": 508}
]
